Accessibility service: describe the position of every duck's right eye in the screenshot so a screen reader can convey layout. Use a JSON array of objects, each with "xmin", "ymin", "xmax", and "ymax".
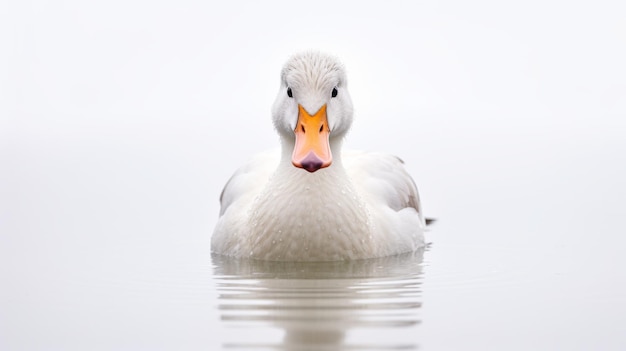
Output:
[{"xmin": 287, "ymin": 87, "xmax": 293, "ymax": 98}]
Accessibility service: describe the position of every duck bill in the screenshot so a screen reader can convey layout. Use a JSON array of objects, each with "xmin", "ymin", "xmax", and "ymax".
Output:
[{"xmin": 292, "ymin": 104, "xmax": 332, "ymax": 173}]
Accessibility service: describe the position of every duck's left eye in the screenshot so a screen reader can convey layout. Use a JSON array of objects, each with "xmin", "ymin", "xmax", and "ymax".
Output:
[
  {"xmin": 331, "ymin": 87, "xmax": 338, "ymax": 98},
  {"xmin": 287, "ymin": 87, "xmax": 293, "ymax": 98}
]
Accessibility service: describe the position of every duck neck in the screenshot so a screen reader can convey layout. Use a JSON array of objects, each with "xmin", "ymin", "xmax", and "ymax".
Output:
[{"xmin": 247, "ymin": 135, "xmax": 372, "ymax": 260}]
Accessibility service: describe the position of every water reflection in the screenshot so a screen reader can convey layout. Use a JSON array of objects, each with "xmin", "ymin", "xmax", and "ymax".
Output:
[{"xmin": 211, "ymin": 249, "xmax": 425, "ymax": 350}]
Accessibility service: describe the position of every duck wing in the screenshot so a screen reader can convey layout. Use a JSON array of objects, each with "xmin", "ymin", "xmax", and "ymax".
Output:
[
  {"xmin": 218, "ymin": 150, "xmax": 279, "ymax": 216},
  {"xmin": 343, "ymin": 151, "xmax": 425, "ymax": 226}
]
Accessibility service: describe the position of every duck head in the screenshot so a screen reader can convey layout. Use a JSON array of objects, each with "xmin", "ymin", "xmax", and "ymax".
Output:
[{"xmin": 272, "ymin": 51, "xmax": 354, "ymax": 172}]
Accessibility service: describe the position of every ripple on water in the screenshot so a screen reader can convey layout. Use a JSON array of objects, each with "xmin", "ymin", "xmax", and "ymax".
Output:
[{"xmin": 211, "ymin": 249, "xmax": 426, "ymax": 350}]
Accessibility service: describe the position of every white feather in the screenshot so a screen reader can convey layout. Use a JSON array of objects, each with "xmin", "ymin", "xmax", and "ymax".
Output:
[{"xmin": 212, "ymin": 52, "xmax": 425, "ymax": 261}]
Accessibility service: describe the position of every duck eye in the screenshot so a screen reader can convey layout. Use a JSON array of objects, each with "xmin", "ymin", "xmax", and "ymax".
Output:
[
  {"xmin": 331, "ymin": 87, "xmax": 338, "ymax": 98},
  {"xmin": 287, "ymin": 87, "xmax": 293, "ymax": 98}
]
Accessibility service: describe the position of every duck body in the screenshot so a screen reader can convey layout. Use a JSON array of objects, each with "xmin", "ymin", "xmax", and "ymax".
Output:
[{"xmin": 211, "ymin": 52, "xmax": 425, "ymax": 261}]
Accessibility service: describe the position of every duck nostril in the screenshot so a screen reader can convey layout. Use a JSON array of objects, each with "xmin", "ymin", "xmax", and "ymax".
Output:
[
  {"xmin": 300, "ymin": 124, "xmax": 305, "ymax": 133},
  {"xmin": 319, "ymin": 125, "xmax": 323, "ymax": 133}
]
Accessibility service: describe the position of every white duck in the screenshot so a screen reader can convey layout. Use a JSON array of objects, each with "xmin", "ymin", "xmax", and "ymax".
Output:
[{"xmin": 212, "ymin": 51, "xmax": 426, "ymax": 261}]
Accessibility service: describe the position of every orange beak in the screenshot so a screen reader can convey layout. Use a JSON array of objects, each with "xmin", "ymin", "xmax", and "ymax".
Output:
[{"xmin": 292, "ymin": 104, "xmax": 332, "ymax": 172}]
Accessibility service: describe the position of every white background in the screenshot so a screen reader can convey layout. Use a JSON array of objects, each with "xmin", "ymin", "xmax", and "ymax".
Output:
[{"xmin": 1, "ymin": 0, "xmax": 625, "ymax": 350}]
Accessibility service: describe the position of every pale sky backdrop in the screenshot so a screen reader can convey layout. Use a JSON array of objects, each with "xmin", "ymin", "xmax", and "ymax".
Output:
[{"xmin": 3, "ymin": 0, "xmax": 624, "ymax": 220}]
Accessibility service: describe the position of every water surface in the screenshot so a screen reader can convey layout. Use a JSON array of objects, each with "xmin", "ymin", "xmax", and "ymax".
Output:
[{"xmin": 212, "ymin": 251, "xmax": 425, "ymax": 350}]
